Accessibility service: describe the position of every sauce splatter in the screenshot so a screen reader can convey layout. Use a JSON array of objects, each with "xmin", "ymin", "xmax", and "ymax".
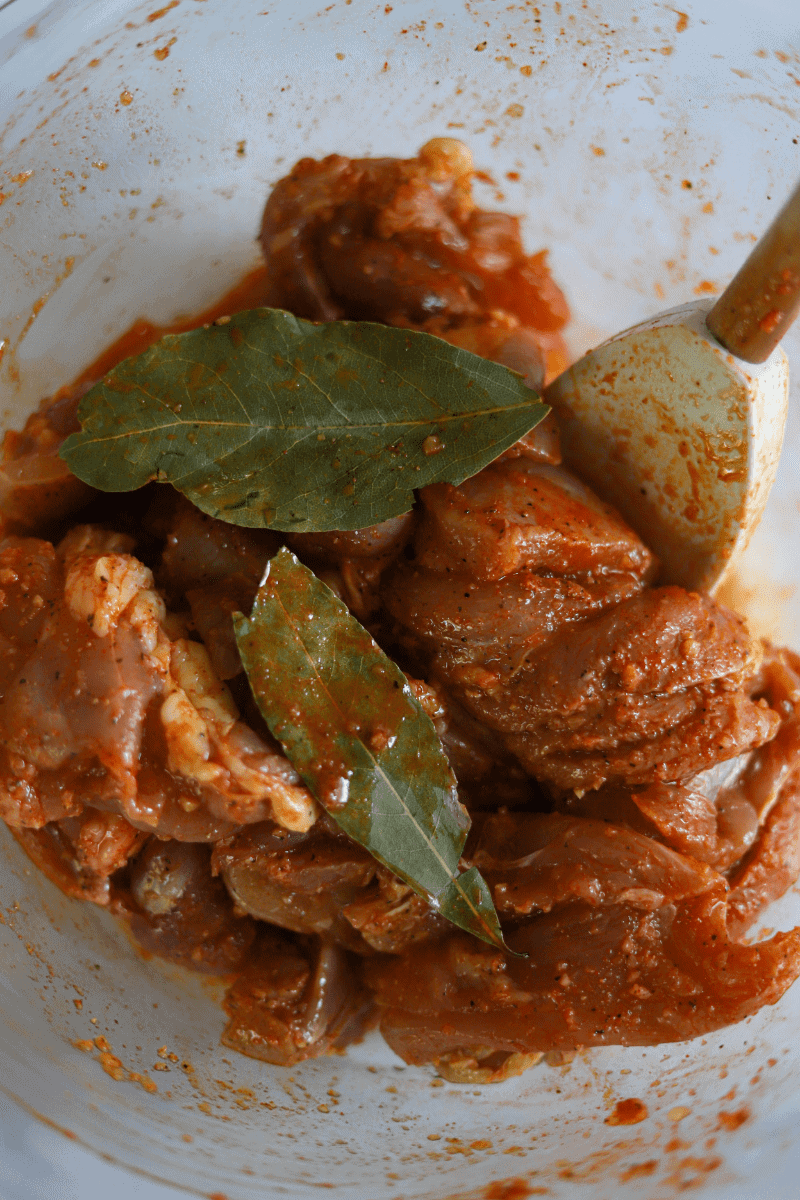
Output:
[
  {"xmin": 147, "ymin": 0, "xmax": 179, "ymax": 21},
  {"xmin": 717, "ymin": 1107, "xmax": 749, "ymax": 1131},
  {"xmin": 72, "ymin": 1035, "xmax": 158, "ymax": 1094},
  {"xmin": 619, "ymin": 1160, "xmax": 657, "ymax": 1182},
  {"xmin": 605, "ymin": 1098, "xmax": 648, "ymax": 1125},
  {"xmin": 485, "ymin": 1180, "xmax": 546, "ymax": 1200}
]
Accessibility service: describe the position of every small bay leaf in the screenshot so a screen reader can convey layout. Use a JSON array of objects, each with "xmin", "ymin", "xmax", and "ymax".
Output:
[
  {"xmin": 59, "ymin": 308, "xmax": 548, "ymax": 532},
  {"xmin": 432, "ymin": 867, "xmax": 508, "ymax": 951},
  {"xmin": 233, "ymin": 546, "xmax": 514, "ymax": 951}
]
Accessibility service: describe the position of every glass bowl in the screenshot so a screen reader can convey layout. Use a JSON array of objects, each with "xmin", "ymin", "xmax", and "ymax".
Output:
[{"xmin": 1, "ymin": 2, "xmax": 800, "ymax": 1197}]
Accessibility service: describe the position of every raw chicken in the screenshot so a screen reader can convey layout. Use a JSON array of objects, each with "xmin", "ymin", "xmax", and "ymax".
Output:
[
  {"xmin": 4, "ymin": 142, "xmax": 800, "ymax": 1079},
  {"xmin": 0, "ymin": 526, "xmax": 317, "ymax": 853}
]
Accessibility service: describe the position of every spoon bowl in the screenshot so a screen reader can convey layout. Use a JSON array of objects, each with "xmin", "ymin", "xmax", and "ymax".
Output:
[
  {"xmin": 546, "ymin": 180, "xmax": 800, "ymax": 592},
  {"xmin": 547, "ymin": 298, "xmax": 789, "ymax": 592}
]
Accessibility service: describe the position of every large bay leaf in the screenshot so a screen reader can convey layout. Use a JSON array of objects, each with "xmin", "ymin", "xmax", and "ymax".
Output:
[
  {"xmin": 233, "ymin": 547, "xmax": 512, "ymax": 951},
  {"xmin": 60, "ymin": 308, "xmax": 548, "ymax": 531}
]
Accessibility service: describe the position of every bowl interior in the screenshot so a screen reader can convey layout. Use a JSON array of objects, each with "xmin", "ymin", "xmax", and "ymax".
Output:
[{"xmin": 2, "ymin": 2, "xmax": 800, "ymax": 1197}]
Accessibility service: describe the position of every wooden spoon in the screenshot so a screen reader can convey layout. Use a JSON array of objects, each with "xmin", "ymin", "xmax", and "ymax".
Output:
[{"xmin": 546, "ymin": 181, "xmax": 800, "ymax": 593}]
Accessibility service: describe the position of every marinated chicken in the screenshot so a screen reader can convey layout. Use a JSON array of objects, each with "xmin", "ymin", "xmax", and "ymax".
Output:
[{"xmin": 3, "ymin": 139, "xmax": 800, "ymax": 1079}]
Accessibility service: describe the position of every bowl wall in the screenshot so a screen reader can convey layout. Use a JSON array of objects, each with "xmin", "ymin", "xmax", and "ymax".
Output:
[{"xmin": 2, "ymin": 2, "xmax": 800, "ymax": 1197}]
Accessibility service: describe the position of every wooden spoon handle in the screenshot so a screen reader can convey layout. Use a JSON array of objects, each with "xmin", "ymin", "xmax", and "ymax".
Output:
[{"xmin": 706, "ymin": 180, "xmax": 800, "ymax": 363}]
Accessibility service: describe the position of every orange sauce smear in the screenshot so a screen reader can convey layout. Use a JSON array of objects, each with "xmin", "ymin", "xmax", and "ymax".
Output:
[{"xmin": 74, "ymin": 264, "xmax": 271, "ymax": 388}]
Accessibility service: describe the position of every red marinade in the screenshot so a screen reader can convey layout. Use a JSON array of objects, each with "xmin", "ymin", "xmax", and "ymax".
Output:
[{"xmin": 2, "ymin": 138, "xmax": 800, "ymax": 1083}]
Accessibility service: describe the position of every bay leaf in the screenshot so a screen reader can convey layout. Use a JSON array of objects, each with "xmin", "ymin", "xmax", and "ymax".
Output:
[
  {"xmin": 59, "ymin": 308, "xmax": 548, "ymax": 532},
  {"xmin": 233, "ymin": 546, "xmax": 513, "ymax": 951}
]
